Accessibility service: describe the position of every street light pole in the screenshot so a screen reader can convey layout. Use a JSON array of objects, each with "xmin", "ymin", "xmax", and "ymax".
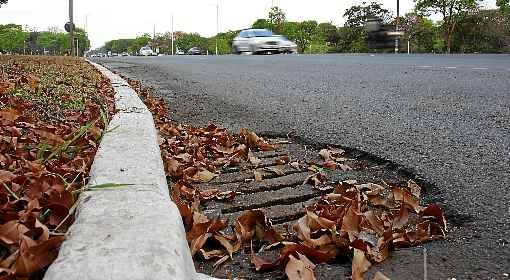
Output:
[
  {"xmin": 85, "ymin": 14, "xmax": 89, "ymax": 33},
  {"xmin": 69, "ymin": 0, "xmax": 75, "ymax": 56},
  {"xmin": 215, "ymin": 4, "xmax": 219, "ymax": 56},
  {"xmin": 171, "ymin": 13, "xmax": 174, "ymax": 55},
  {"xmin": 395, "ymin": 0, "xmax": 399, "ymax": 54}
]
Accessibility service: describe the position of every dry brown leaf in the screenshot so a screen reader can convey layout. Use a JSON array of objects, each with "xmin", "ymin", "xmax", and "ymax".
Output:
[
  {"xmin": 373, "ymin": 271, "xmax": 391, "ymax": 280},
  {"xmin": 0, "ymin": 108, "xmax": 21, "ymax": 125},
  {"xmin": 214, "ymin": 234, "xmax": 236, "ymax": 258},
  {"xmin": 213, "ymin": 254, "xmax": 230, "ymax": 268},
  {"xmin": 420, "ymin": 204, "xmax": 447, "ymax": 231},
  {"xmin": 165, "ymin": 158, "xmax": 184, "ymax": 178},
  {"xmin": 322, "ymin": 160, "xmax": 337, "ymax": 170},
  {"xmin": 192, "ymin": 169, "xmax": 218, "ymax": 183},
  {"xmin": 254, "ymin": 170, "xmax": 263, "ymax": 181},
  {"xmin": 0, "ymin": 221, "xmax": 30, "ymax": 245},
  {"xmin": 248, "ymin": 150, "xmax": 261, "ymax": 166},
  {"xmin": 407, "ymin": 180, "xmax": 421, "ymax": 199},
  {"xmin": 290, "ymin": 161, "xmax": 301, "ymax": 170},
  {"xmin": 352, "ymin": 249, "xmax": 371, "ymax": 280},
  {"xmin": 0, "ymin": 170, "xmax": 16, "ymax": 184},
  {"xmin": 265, "ymin": 166, "xmax": 285, "ymax": 176},
  {"xmin": 235, "ymin": 210, "xmax": 269, "ymax": 242},
  {"xmin": 392, "ymin": 204, "xmax": 410, "ymax": 230},
  {"xmin": 200, "ymin": 249, "xmax": 225, "ymax": 260},
  {"xmin": 191, "ymin": 233, "xmax": 212, "ymax": 256},
  {"xmin": 285, "ymin": 253, "xmax": 317, "ymax": 280},
  {"xmin": 15, "ymin": 236, "xmax": 65, "ymax": 276}
]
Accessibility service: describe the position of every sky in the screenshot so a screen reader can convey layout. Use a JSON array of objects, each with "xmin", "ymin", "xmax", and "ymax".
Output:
[{"xmin": 0, "ymin": 0, "xmax": 497, "ymax": 49}]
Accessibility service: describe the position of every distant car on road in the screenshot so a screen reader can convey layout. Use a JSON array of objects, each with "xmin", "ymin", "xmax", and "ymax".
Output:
[
  {"xmin": 364, "ymin": 17, "xmax": 403, "ymax": 49},
  {"xmin": 139, "ymin": 46, "xmax": 156, "ymax": 56},
  {"xmin": 187, "ymin": 47, "xmax": 202, "ymax": 55},
  {"xmin": 120, "ymin": 52, "xmax": 130, "ymax": 57},
  {"xmin": 232, "ymin": 29, "xmax": 298, "ymax": 54}
]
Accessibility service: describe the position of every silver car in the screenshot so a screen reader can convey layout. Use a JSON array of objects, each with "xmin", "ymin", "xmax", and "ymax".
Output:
[{"xmin": 232, "ymin": 29, "xmax": 298, "ymax": 54}]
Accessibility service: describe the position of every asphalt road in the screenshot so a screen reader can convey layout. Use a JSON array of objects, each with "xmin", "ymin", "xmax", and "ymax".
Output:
[{"xmin": 97, "ymin": 54, "xmax": 510, "ymax": 280}]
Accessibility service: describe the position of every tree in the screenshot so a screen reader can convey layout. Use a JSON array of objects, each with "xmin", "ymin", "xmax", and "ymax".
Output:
[
  {"xmin": 497, "ymin": 0, "xmax": 509, "ymax": 14},
  {"xmin": 343, "ymin": 1, "xmax": 391, "ymax": 28},
  {"xmin": 176, "ymin": 33, "xmax": 207, "ymax": 53},
  {"xmin": 317, "ymin": 22, "xmax": 338, "ymax": 44},
  {"xmin": 104, "ymin": 39, "xmax": 136, "ymax": 53},
  {"xmin": 0, "ymin": 0, "xmax": 7, "ymax": 7},
  {"xmin": 252, "ymin": 19, "xmax": 273, "ymax": 30},
  {"xmin": 207, "ymin": 30, "xmax": 238, "ymax": 54},
  {"xmin": 0, "ymin": 24, "xmax": 28, "ymax": 53},
  {"xmin": 269, "ymin": 6, "xmax": 286, "ymax": 33},
  {"xmin": 341, "ymin": 1, "xmax": 391, "ymax": 52},
  {"xmin": 74, "ymin": 28, "xmax": 90, "ymax": 55},
  {"xmin": 454, "ymin": 9, "xmax": 510, "ymax": 53},
  {"xmin": 128, "ymin": 34, "xmax": 151, "ymax": 54},
  {"xmin": 399, "ymin": 13, "xmax": 436, "ymax": 53},
  {"xmin": 415, "ymin": 0, "xmax": 480, "ymax": 53}
]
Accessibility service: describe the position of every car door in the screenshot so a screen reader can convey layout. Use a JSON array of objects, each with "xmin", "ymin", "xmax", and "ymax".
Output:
[{"xmin": 235, "ymin": 31, "xmax": 252, "ymax": 52}]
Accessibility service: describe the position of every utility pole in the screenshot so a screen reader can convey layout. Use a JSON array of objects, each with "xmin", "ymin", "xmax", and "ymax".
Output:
[
  {"xmin": 69, "ymin": 0, "xmax": 75, "ymax": 56},
  {"xmin": 171, "ymin": 13, "xmax": 174, "ymax": 55},
  {"xmin": 395, "ymin": 0, "xmax": 399, "ymax": 54},
  {"xmin": 85, "ymin": 14, "xmax": 89, "ymax": 33},
  {"xmin": 215, "ymin": 4, "xmax": 219, "ymax": 55}
]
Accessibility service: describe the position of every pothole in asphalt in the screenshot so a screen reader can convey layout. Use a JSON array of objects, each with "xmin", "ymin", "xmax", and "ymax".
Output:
[
  {"xmin": 122, "ymin": 76, "xmax": 447, "ymax": 280},
  {"xmin": 191, "ymin": 136, "xmax": 440, "ymax": 279}
]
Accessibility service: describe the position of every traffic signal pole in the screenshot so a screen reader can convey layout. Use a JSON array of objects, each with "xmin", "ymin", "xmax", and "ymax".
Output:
[
  {"xmin": 395, "ymin": 0, "xmax": 399, "ymax": 54},
  {"xmin": 69, "ymin": 0, "xmax": 75, "ymax": 56}
]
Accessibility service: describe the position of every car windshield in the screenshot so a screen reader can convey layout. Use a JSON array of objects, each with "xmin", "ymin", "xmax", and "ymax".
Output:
[{"xmin": 252, "ymin": 30, "xmax": 273, "ymax": 37}]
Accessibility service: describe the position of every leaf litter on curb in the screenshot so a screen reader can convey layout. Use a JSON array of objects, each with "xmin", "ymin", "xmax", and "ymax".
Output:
[
  {"xmin": 0, "ymin": 56, "xmax": 115, "ymax": 279},
  {"xmin": 127, "ymin": 76, "xmax": 447, "ymax": 280}
]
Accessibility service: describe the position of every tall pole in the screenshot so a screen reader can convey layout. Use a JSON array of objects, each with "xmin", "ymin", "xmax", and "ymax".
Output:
[
  {"xmin": 69, "ymin": 0, "xmax": 75, "ymax": 56},
  {"xmin": 395, "ymin": 0, "xmax": 399, "ymax": 54},
  {"xmin": 215, "ymin": 4, "xmax": 219, "ymax": 55},
  {"xmin": 153, "ymin": 24, "xmax": 156, "ymax": 51},
  {"xmin": 171, "ymin": 13, "xmax": 174, "ymax": 55}
]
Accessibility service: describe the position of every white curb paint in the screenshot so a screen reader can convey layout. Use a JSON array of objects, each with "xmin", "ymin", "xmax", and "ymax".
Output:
[{"xmin": 44, "ymin": 62, "xmax": 220, "ymax": 280}]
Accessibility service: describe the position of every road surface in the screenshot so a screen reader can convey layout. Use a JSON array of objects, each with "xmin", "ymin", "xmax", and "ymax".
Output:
[{"xmin": 97, "ymin": 54, "xmax": 510, "ymax": 280}]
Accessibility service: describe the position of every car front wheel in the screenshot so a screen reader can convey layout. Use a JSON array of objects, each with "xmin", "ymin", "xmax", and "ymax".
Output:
[{"xmin": 232, "ymin": 46, "xmax": 241, "ymax": 55}]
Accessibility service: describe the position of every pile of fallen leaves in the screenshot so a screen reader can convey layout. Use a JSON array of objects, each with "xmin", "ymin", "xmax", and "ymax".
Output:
[
  {"xmin": 0, "ymin": 56, "xmax": 115, "ymax": 279},
  {"xmin": 128, "ymin": 78, "xmax": 447, "ymax": 280}
]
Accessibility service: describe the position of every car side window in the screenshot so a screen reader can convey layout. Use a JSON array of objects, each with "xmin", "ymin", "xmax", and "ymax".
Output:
[
  {"xmin": 245, "ymin": 31, "xmax": 253, "ymax": 38},
  {"xmin": 239, "ymin": 31, "xmax": 247, "ymax": 38}
]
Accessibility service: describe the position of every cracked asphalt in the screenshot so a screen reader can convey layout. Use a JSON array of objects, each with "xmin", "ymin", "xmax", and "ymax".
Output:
[{"xmin": 96, "ymin": 54, "xmax": 510, "ymax": 280}]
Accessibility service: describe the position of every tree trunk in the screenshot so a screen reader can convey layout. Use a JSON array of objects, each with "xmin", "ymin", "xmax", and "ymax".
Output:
[{"xmin": 446, "ymin": 21, "xmax": 457, "ymax": 54}]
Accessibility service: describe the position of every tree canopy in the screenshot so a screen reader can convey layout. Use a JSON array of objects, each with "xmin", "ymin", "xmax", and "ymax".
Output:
[
  {"xmin": 0, "ymin": 24, "xmax": 27, "ymax": 53},
  {"xmin": 496, "ymin": 0, "xmax": 510, "ymax": 13},
  {"xmin": 415, "ymin": 0, "xmax": 480, "ymax": 52},
  {"xmin": 343, "ymin": 1, "xmax": 391, "ymax": 28}
]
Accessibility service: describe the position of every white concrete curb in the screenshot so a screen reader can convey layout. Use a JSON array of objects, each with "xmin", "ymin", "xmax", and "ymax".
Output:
[{"xmin": 44, "ymin": 62, "xmax": 219, "ymax": 280}]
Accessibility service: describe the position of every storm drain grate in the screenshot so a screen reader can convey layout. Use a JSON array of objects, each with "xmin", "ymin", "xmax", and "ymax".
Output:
[{"xmin": 193, "ymin": 138, "xmax": 415, "ymax": 279}]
